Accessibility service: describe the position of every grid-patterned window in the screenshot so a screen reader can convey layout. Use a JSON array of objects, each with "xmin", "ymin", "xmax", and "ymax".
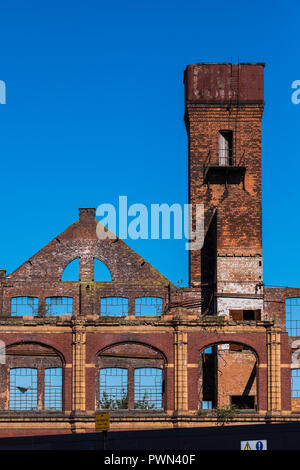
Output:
[
  {"xmin": 11, "ymin": 297, "xmax": 38, "ymax": 316},
  {"xmin": 9, "ymin": 368, "xmax": 38, "ymax": 410},
  {"xmin": 291, "ymin": 369, "xmax": 300, "ymax": 398},
  {"xmin": 45, "ymin": 297, "xmax": 73, "ymax": 316},
  {"xmin": 99, "ymin": 368, "xmax": 128, "ymax": 409},
  {"xmin": 134, "ymin": 368, "xmax": 163, "ymax": 409},
  {"xmin": 44, "ymin": 368, "xmax": 63, "ymax": 410},
  {"xmin": 286, "ymin": 298, "xmax": 300, "ymax": 336},
  {"xmin": 135, "ymin": 297, "xmax": 163, "ymax": 317},
  {"xmin": 100, "ymin": 297, "xmax": 128, "ymax": 316}
]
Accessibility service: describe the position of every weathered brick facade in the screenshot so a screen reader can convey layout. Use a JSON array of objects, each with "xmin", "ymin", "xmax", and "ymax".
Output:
[{"xmin": 0, "ymin": 62, "xmax": 299, "ymax": 437}]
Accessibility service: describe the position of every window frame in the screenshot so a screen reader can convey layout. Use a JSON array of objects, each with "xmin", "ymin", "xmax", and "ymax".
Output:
[
  {"xmin": 96, "ymin": 344, "xmax": 165, "ymax": 412},
  {"xmin": 10, "ymin": 296, "xmax": 39, "ymax": 317},
  {"xmin": 99, "ymin": 367, "xmax": 128, "ymax": 409},
  {"xmin": 100, "ymin": 297, "xmax": 129, "ymax": 317},
  {"xmin": 218, "ymin": 129, "xmax": 233, "ymax": 166},
  {"xmin": 3, "ymin": 343, "xmax": 64, "ymax": 412},
  {"xmin": 45, "ymin": 296, "xmax": 73, "ymax": 316},
  {"xmin": 9, "ymin": 367, "xmax": 38, "ymax": 411},
  {"xmin": 291, "ymin": 369, "xmax": 300, "ymax": 398},
  {"xmin": 44, "ymin": 367, "xmax": 63, "ymax": 411},
  {"xmin": 286, "ymin": 298, "xmax": 300, "ymax": 336},
  {"xmin": 134, "ymin": 367, "xmax": 163, "ymax": 410},
  {"xmin": 135, "ymin": 297, "xmax": 163, "ymax": 317}
]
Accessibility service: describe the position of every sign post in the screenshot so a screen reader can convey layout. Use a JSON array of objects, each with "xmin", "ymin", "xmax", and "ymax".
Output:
[
  {"xmin": 95, "ymin": 412, "xmax": 110, "ymax": 450},
  {"xmin": 240, "ymin": 440, "xmax": 267, "ymax": 450}
]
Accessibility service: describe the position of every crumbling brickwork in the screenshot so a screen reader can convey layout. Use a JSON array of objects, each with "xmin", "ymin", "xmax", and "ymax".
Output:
[
  {"xmin": 185, "ymin": 64, "xmax": 264, "ymax": 318},
  {"xmin": 0, "ymin": 62, "xmax": 298, "ymax": 437}
]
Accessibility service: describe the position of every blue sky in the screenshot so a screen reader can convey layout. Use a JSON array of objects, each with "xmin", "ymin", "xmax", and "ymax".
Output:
[{"xmin": 0, "ymin": 0, "xmax": 299, "ymax": 287}]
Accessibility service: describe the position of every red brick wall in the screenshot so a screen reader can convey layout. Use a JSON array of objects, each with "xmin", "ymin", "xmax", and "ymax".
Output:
[
  {"xmin": 184, "ymin": 63, "xmax": 264, "ymax": 286},
  {"xmin": 86, "ymin": 332, "xmax": 174, "ymax": 412},
  {"xmin": 187, "ymin": 332, "xmax": 268, "ymax": 411},
  {"xmin": 217, "ymin": 348, "xmax": 256, "ymax": 407}
]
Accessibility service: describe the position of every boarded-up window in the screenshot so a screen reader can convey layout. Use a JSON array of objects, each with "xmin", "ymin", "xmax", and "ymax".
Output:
[
  {"xmin": 229, "ymin": 343, "xmax": 244, "ymax": 352},
  {"xmin": 230, "ymin": 309, "xmax": 261, "ymax": 321},
  {"xmin": 229, "ymin": 310, "xmax": 243, "ymax": 321}
]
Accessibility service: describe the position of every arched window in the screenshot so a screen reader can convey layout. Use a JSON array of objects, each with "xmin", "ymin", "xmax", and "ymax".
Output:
[
  {"xmin": 94, "ymin": 259, "xmax": 112, "ymax": 281},
  {"xmin": 3, "ymin": 343, "xmax": 63, "ymax": 412},
  {"xmin": 45, "ymin": 297, "xmax": 73, "ymax": 316},
  {"xmin": 11, "ymin": 297, "xmax": 39, "ymax": 316},
  {"xmin": 61, "ymin": 258, "xmax": 79, "ymax": 281},
  {"xmin": 100, "ymin": 297, "xmax": 128, "ymax": 316},
  {"xmin": 135, "ymin": 297, "xmax": 163, "ymax": 316},
  {"xmin": 286, "ymin": 298, "xmax": 300, "ymax": 336},
  {"xmin": 199, "ymin": 343, "xmax": 257, "ymax": 411},
  {"xmin": 97, "ymin": 343, "xmax": 165, "ymax": 411}
]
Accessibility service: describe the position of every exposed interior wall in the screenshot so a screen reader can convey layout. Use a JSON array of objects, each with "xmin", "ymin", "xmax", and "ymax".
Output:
[{"xmin": 216, "ymin": 345, "xmax": 256, "ymax": 408}]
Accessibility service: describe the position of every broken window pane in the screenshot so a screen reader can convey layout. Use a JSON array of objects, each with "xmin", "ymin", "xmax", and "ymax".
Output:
[
  {"xmin": 99, "ymin": 368, "xmax": 128, "ymax": 409},
  {"xmin": 134, "ymin": 368, "xmax": 163, "ymax": 409},
  {"xmin": 135, "ymin": 297, "xmax": 163, "ymax": 316},
  {"xmin": 9, "ymin": 368, "xmax": 38, "ymax": 410},
  {"xmin": 286, "ymin": 298, "xmax": 300, "ymax": 336},
  {"xmin": 291, "ymin": 369, "xmax": 300, "ymax": 398},
  {"xmin": 11, "ymin": 297, "xmax": 39, "ymax": 316},
  {"xmin": 45, "ymin": 297, "xmax": 73, "ymax": 315},
  {"xmin": 44, "ymin": 368, "xmax": 63, "ymax": 410},
  {"xmin": 100, "ymin": 297, "xmax": 128, "ymax": 316}
]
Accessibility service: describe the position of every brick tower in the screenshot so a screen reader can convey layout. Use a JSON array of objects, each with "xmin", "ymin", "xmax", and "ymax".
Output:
[{"xmin": 184, "ymin": 63, "xmax": 265, "ymax": 317}]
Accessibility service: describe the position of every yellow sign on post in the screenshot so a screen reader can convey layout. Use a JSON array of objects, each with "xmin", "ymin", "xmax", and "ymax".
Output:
[{"xmin": 95, "ymin": 412, "xmax": 110, "ymax": 431}]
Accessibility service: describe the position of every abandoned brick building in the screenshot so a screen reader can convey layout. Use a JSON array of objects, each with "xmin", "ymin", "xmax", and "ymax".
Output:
[{"xmin": 0, "ymin": 62, "xmax": 300, "ymax": 437}]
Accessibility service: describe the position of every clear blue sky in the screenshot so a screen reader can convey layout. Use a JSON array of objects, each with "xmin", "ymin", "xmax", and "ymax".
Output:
[{"xmin": 0, "ymin": 0, "xmax": 299, "ymax": 287}]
